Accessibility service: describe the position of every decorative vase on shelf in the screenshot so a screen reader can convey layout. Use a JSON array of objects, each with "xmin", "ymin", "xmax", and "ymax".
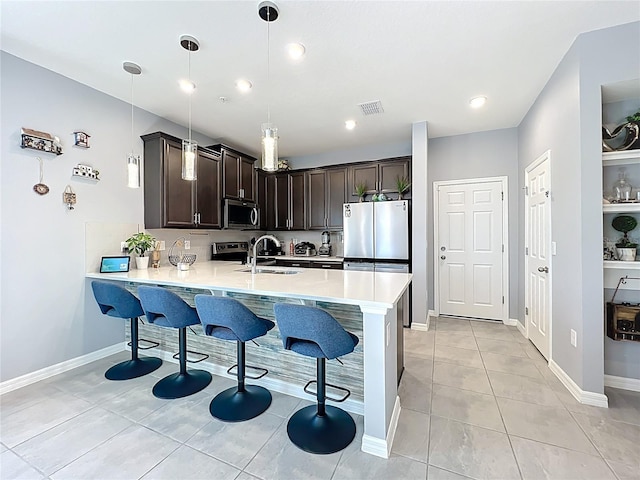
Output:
[
  {"xmin": 616, "ymin": 247, "xmax": 637, "ymax": 262},
  {"xmin": 613, "ymin": 172, "xmax": 633, "ymax": 202}
]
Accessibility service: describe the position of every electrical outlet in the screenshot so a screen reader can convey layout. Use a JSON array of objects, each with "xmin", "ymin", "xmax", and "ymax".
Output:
[
  {"xmin": 120, "ymin": 242, "xmax": 128, "ymax": 253},
  {"xmin": 571, "ymin": 329, "xmax": 577, "ymax": 347},
  {"xmin": 184, "ymin": 240, "xmax": 190, "ymax": 250},
  {"xmin": 158, "ymin": 241, "xmax": 166, "ymax": 251}
]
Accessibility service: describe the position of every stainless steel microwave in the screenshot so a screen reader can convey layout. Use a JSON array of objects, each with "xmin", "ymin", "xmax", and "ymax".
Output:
[{"xmin": 223, "ymin": 198, "xmax": 260, "ymax": 229}]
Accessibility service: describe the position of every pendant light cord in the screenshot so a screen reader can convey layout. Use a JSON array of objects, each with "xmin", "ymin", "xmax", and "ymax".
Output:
[
  {"xmin": 130, "ymin": 73, "xmax": 134, "ymax": 153},
  {"xmin": 188, "ymin": 42, "xmax": 192, "ymax": 143},
  {"xmin": 267, "ymin": 8, "xmax": 271, "ymax": 124}
]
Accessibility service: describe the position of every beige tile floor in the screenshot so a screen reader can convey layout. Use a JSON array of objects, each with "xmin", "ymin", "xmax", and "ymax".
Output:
[{"xmin": 1, "ymin": 317, "xmax": 638, "ymax": 479}]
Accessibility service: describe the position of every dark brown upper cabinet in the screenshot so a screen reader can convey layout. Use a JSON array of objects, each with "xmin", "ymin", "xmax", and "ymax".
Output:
[
  {"xmin": 210, "ymin": 144, "xmax": 257, "ymax": 201},
  {"xmin": 142, "ymin": 132, "xmax": 221, "ymax": 229},
  {"xmin": 307, "ymin": 167, "xmax": 347, "ymax": 230},
  {"xmin": 348, "ymin": 157, "xmax": 411, "ymax": 201},
  {"xmin": 263, "ymin": 171, "xmax": 307, "ymax": 230}
]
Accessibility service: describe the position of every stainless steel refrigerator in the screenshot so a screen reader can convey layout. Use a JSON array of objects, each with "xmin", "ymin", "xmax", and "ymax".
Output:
[
  {"xmin": 343, "ymin": 200, "xmax": 411, "ymax": 381},
  {"xmin": 343, "ymin": 200, "xmax": 409, "ymax": 265}
]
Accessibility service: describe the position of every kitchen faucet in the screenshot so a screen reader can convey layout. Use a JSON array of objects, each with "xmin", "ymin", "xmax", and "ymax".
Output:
[{"xmin": 251, "ymin": 235, "xmax": 281, "ymax": 274}]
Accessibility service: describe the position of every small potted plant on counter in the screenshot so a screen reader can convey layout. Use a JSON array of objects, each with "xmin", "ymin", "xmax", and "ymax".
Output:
[
  {"xmin": 125, "ymin": 232, "xmax": 156, "ymax": 269},
  {"xmin": 612, "ymin": 215, "xmax": 638, "ymax": 261},
  {"xmin": 395, "ymin": 176, "xmax": 410, "ymax": 200}
]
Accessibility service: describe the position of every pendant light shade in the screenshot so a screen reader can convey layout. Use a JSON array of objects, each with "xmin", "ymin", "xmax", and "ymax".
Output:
[
  {"xmin": 259, "ymin": 1, "xmax": 279, "ymax": 172},
  {"xmin": 123, "ymin": 61, "xmax": 142, "ymax": 188},
  {"xmin": 261, "ymin": 123, "xmax": 278, "ymax": 172},
  {"xmin": 180, "ymin": 34, "xmax": 199, "ymax": 181},
  {"xmin": 182, "ymin": 139, "xmax": 197, "ymax": 181}
]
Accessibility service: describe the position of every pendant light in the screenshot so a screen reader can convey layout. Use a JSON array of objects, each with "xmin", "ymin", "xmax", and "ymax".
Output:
[
  {"xmin": 123, "ymin": 61, "xmax": 142, "ymax": 188},
  {"xmin": 180, "ymin": 34, "xmax": 199, "ymax": 181},
  {"xmin": 259, "ymin": 1, "xmax": 279, "ymax": 172}
]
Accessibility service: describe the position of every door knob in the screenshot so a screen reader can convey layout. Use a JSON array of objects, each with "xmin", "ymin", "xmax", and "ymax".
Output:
[
  {"xmin": 441, "ymin": 255, "xmax": 446, "ymax": 260},
  {"xmin": 538, "ymin": 266, "xmax": 549, "ymax": 273}
]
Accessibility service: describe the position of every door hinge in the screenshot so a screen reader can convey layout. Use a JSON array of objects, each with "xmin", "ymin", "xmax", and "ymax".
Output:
[
  {"xmin": 502, "ymin": 244, "xmax": 504, "ymax": 253},
  {"xmin": 525, "ymin": 247, "xmax": 529, "ymax": 255},
  {"xmin": 501, "ymin": 191, "xmax": 504, "ymax": 201},
  {"xmin": 502, "ymin": 296, "xmax": 505, "ymax": 304},
  {"xmin": 545, "ymin": 190, "xmax": 550, "ymax": 198},
  {"xmin": 525, "ymin": 307, "xmax": 529, "ymax": 315},
  {"xmin": 523, "ymin": 186, "xmax": 529, "ymax": 196}
]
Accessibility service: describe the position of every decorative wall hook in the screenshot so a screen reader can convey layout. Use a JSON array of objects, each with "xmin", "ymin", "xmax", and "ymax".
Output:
[{"xmin": 63, "ymin": 185, "xmax": 76, "ymax": 210}]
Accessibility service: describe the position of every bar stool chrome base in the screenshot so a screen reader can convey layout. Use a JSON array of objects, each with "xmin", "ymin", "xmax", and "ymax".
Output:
[
  {"xmin": 105, "ymin": 357, "xmax": 162, "ymax": 381},
  {"xmin": 286, "ymin": 404, "xmax": 356, "ymax": 454},
  {"xmin": 152, "ymin": 370, "xmax": 212, "ymax": 399},
  {"xmin": 210, "ymin": 385, "xmax": 272, "ymax": 422}
]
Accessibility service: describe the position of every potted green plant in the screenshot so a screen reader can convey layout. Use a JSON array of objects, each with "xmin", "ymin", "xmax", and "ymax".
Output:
[
  {"xmin": 612, "ymin": 215, "xmax": 638, "ymax": 261},
  {"xmin": 355, "ymin": 183, "xmax": 368, "ymax": 202},
  {"xmin": 395, "ymin": 176, "xmax": 410, "ymax": 200},
  {"xmin": 125, "ymin": 232, "xmax": 156, "ymax": 269}
]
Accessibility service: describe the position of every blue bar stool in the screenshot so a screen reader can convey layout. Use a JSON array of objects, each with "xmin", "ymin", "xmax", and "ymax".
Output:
[
  {"xmin": 138, "ymin": 286, "xmax": 212, "ymax": 399},
  {"xmin": 195, "ymin": 295, "xmax": 274, "ymax": 422},
  {"xmin": 91, "ymin": 281, "xmax": 162, "ymax": 380},
  {"xmin": 273, "ymin": 303, "xmax": 359, "ymax": 454}
]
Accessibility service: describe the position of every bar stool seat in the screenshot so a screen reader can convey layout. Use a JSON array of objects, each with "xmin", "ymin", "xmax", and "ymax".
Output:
[
  {"xmin": 91, "ymin": 281, "xmax": 162, "ymax": 380},
  {"xmin": 195, "ymin": 295, "xmax": 274, "ymax": 422},
  {"xmin": 138, "ymin": 286, "xmax": 212, "ymax": 399},
  {"xmin": 273, "ymin": 303, "xmax": 359, "ymax": 454}
]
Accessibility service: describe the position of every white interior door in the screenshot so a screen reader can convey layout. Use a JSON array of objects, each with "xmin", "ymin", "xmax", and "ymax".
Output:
[
  {"xmin": 437, "ymin": 180, "xmax": 505, "ymax": 320},
  {"xmin": 526, "ymin": 152, "xmax": 551, "ymax": 359}
]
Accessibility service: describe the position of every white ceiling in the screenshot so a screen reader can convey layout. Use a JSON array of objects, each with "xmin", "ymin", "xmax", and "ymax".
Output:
[{"xmin": 2, "ymin": 1, "xmax": 639, "ymax": 158}]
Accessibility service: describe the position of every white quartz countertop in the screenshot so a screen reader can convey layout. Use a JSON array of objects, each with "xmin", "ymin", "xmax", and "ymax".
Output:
[{"xmin": 86, "ymin": 261, "xmax": 411, "ymax": 309}]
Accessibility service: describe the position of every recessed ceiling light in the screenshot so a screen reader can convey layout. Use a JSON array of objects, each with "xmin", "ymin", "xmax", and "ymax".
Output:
[
  {"xmin": 469, "ymin": 96, "xmax": 487, "ymax": 108},
  {"xmin": 236, "ymin": 79, "xmax": 252, "ymax": 92},
  {"xmin": 179, "ymin": 79, "xmax": 196, "ymax": 94},
  {"xmin": 287, "ymin": 43, "xmax": 306, "ymax": 60},
  {"xmin": 345, "ymin": 120, "xmax": 357, "ymax": 130}
]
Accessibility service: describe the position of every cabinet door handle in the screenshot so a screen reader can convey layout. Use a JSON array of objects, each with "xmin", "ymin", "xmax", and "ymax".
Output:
[
  {"xmin": 194, "ymin": 213, "xmax": 198, "ymax": 225},
  {"xmin": 198, "ymin": 213, "xmax": 201, "ymax": 225},
  {"xmin": 239, "ymin": 188, "xmax": 244, "ymax": 198},
  {"xmin": 250, "ymin": 207, "xmax": 258, "ymax": 226},
  {"xmin": 291, "ymin": 263, "xmax": 301, "ymax": 267}
]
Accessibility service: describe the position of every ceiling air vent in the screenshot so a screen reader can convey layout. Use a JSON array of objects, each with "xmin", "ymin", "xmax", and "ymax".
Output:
[{"xmin": 358, "ymin": 100, "xmax": 384, "ymax": 116}]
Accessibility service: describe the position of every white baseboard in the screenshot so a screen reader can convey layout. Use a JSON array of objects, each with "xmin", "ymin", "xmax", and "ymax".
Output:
[
  {"xmin": 0, "ymin": 343, "xmax": 126, "ymax": 395},
  {"xmin": 605, "ymin": 374, "xmax": 640, "ymax": 392},
  {"xmin": 516, "ymin": 320, "xmax": 527, "ymax": 338},
  {"xmin": 503, "ymin": 318, "xmax": 517, "ymax": 326},
  {"xmin": 549, "ymin": 360, "xmax": 609, "ymax": 408},
  {"xmin": 362, "ymin": 396, "xmax": 401, "ymax": 459}
]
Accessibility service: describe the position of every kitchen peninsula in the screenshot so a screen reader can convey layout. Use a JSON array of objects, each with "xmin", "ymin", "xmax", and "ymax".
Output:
[{"xmin": 86, "ymin": 261, "xmax": 411, "ymax": 458}]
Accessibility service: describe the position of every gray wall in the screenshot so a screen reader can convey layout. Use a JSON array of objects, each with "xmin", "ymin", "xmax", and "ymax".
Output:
[
  {"xmin": 517, "ymin": 21, "xmax": 640, "ymax": 393},
  {"xmin": 427, "ymin": 128, "xmax": 519, "ymax": 317},
  {"xmin": 287, "ymin": 141, "xmax": 411, "ymax": 170},
  {"xmin": 0, "ymin": 53, "xmax": 214, "ymax": 382}
]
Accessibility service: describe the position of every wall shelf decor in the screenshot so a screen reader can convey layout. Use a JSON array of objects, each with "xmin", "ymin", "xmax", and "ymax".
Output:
[
  {"xmin": 72, "ymin": 164, "xmax": 99, "ymax": 181},
  {"xmin": 73, "ymin": 131, "xmax": 90, "ymax": 148},
  {"xmin": 20, "ymin": 128, "xmax": 63, "ymax": 155}
]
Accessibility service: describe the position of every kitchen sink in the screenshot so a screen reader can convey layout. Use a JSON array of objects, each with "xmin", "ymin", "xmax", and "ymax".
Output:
[{"xmin": 236, "ymin": 267, "xmax": 299, "ymax": 275}]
